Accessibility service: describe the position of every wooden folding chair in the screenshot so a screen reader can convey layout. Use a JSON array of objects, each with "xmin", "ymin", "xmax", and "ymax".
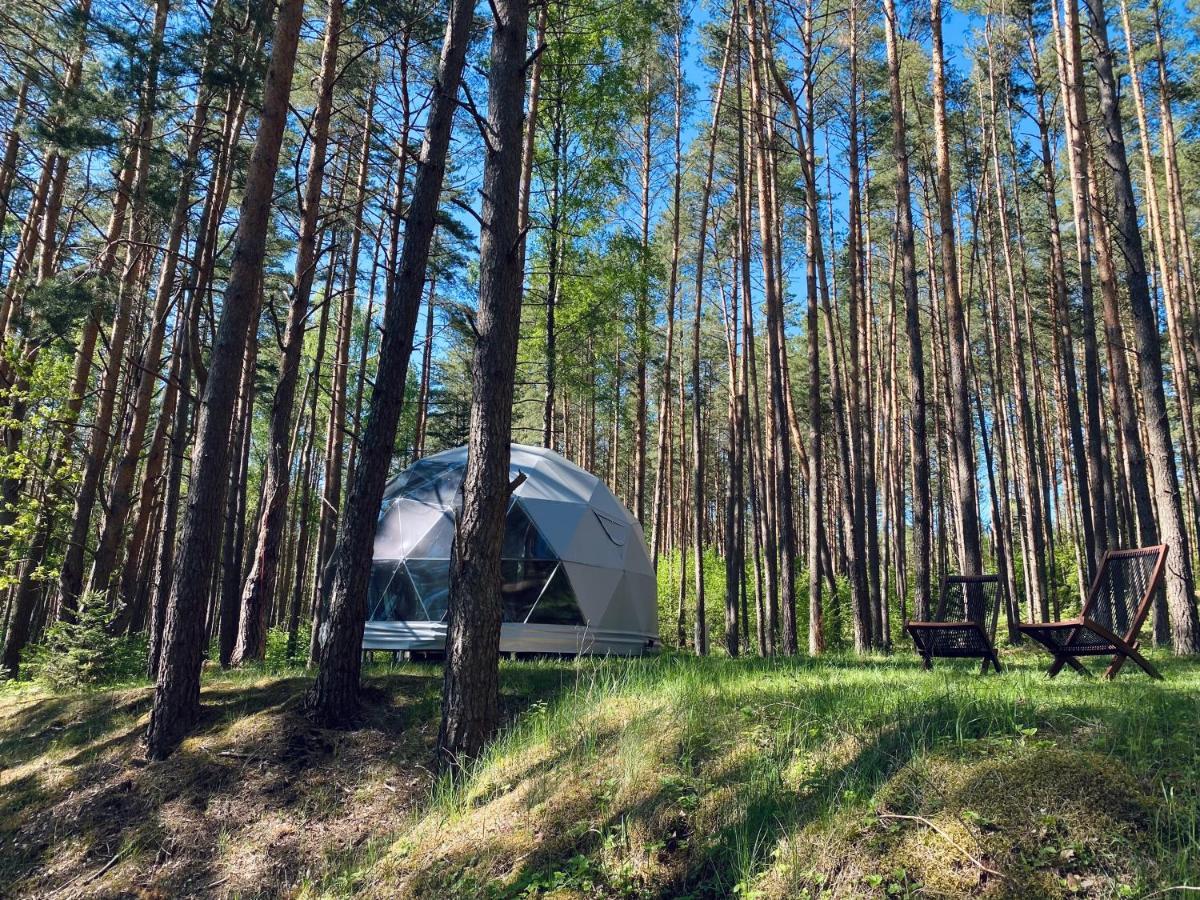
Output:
[
  {"xmin": 907, "ymin": 575, "xmax": 1003, "ymax": 673},
  {"xmin": 1018, "ymin": 545, "xmax": 1168, "ymax": 680}
]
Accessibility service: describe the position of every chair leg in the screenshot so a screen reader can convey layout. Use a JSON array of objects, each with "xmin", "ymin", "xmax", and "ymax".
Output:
[
  {"xmin": 1049, "ymin": 654, "xmax": 1089, "ymax": 678},
  {"xmin": 1105, "ymin": 644, "xmax": 1163, "ymax": 680},
  {"xmin": 990, "ymin": 651, "xmax": 1002, "ymax": 674},
  {"xmin": 921, "ymin": 653, "xmax": 932, "ymax": 671}
]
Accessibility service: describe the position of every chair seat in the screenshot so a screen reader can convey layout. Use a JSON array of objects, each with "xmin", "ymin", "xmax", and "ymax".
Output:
[
  {"xmin": 1019, "ymin": 621, "xmax": 1118, "ymax": 656},
  {"xmin": 907, "ymin": 621, "xmax": 992, "ymax": 656},
  {"xmin": 909, "ymin": 575, "xmax": 1003, "ymax": 673}
]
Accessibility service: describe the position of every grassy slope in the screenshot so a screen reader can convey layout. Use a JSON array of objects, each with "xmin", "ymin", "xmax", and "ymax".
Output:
[{"xmin": 3, "ymin": 652, "xmax": 1200, "ymax": 898}]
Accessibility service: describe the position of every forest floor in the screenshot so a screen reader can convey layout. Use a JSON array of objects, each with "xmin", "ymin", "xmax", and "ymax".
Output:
[{"xmin": 2, "ymin": 650, "xmax": 1199, "ymax": 898}]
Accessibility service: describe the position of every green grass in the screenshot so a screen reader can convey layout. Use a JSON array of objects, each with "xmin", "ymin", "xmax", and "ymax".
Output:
[
  {"xmin": 4, "ymin": 650, "xmax": 1200, "ymax": 897},
  {"xmin": 307, "ymin": 651, "xmax": 1200, "ymax": 898}
]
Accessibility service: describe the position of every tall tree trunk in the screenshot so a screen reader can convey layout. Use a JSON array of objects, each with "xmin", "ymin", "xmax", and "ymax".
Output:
[
  {"xmin": 883, "ymin": 0, "xmax": 932, "ymax": 619},
  {"xmin": 1025, "ymin": 16, "xmax": 1090, "ymax": 616},
  {"xmin": 218, "ymin": 338, "xmax": 257, "ymax": 666},
  {"xmin": 634, "ymin": 68, "xmax": 651, "ymax": 522},
  {"xmin": 145, "ymin": 0, "xmax": 306, "ymax": 759},
  {"xmin": 541, "ymin": 94, "xmax": 562, "ymax": 449},
  {"xmin": 746, "ymin": 0, "xmax": 797, "ymax": 654},
  {"xmin": 318, "ymin": 80, "xmax": 376, "ymax": 579},
  {"xmin": 1117, "ymin": 0, "xmax": 1199, "ymax": 560},
  {"xmin": 89, "ymin": 0, "xmax": 216, "ymax": 597},
  {"xmin": 1053, "ymin": 0, "xmax": 1108, "ymax": 575},
  {"xmin": 1080, "ymin": 0, "xmax": 1200, "ymax": 651},
  {"xmin": 652, "ymin": 15, "xmax": 723, "ymax": 567},
  {"xmin": 980, "ymin": 38, "xmax": 1051, "ymax": 624},
  {"xmin": 57, "ymin": 0, "xmax": 168, "ymax": 617},
  {"xmin": 437, "ymin": 0, "xmax": 529, "ymax": 768},
  {"xmin": 289, "ymin": 265, "xmax": 334, "ymax": 659},
  {"xmin": 308, "ymin": 0, "xmax": 475, "ymax": 724},
  {"xmin": 233, "ymin": 0, "xmax": 344, "ymax": 666},
  {"xmin": 930, "ymin": 0, "xmax": 981, "ymax": 583}
]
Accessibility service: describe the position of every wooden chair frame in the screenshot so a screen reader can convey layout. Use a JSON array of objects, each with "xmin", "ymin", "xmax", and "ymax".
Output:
[
  {"xmin": 907, "ymin": 574, "xmax": 1003, "ymax": 674},
  {"xmin": 1018, "ymin": 545, "xmax": 1168, "ymax": 680}
]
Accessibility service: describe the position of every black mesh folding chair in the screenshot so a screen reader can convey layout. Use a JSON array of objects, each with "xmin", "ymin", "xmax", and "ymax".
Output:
[
  {"xmin": 907, "ymin": 575, "xmax": 1003, "ymax": 673},
  {"xmin": 1019, "ymin": 545, "xmax": 1168, "ymax": 679}
]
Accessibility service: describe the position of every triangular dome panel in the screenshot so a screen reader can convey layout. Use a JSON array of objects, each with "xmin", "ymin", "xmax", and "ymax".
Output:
[
  {"xmin": 526, "ymin": 563, "xmax": 585, "ymax": 625},
  {"xmin": 586, "ymin": 481, "xmax": 629, "ymax": 521},
  {"xmin": 562, "ymin": 508, "xmax": 625, "ymax": 569},
  {"xmin": 375, "ymin": 499, "xmax": 446, "ymax": 559},
  {"xmin": 562, "ymin": 561, "xmax": 622, "ymax": 626},
  {"xmin": 518, "ymin": 497, "xmax": 590, "ymax": 560},
  {"xmin": 621, "ymin": 530, "xmax": 655, "ymax": 577}
]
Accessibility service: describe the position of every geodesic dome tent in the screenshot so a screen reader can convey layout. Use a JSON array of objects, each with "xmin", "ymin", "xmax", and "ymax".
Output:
[{"xmin": 363, "ymin": 444, "xmax": 659, "ymax": 655}]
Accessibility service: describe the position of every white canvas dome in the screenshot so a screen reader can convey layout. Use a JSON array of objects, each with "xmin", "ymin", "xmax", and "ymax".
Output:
[{"xmin": 362, "ymin": 444, "xmax": 659, "ymax": 656}]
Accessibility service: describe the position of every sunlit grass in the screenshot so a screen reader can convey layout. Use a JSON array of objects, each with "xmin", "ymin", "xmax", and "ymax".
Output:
[
  {"xmin": 310, "ymin": 650, "xmax": 1200, "ymax": 898},
  {"xmin": 5, "ymin": 647, "xmax": 1200, "ymax": 897}
]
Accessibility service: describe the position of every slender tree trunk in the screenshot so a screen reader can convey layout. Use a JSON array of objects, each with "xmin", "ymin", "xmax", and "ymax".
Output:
[
  {"xmin": 634, "ymin": 68, "xmax": 652, "ymax": 522},
  {"xmin": 883, "ymin": 0, "xmax": 932, "ymax": 619},
  {"xmin": 1054, "ymin": 0, "xmax": 1108, "ymax": 575},
  {"xmin": 234, "ymin": 0, "xmax": 344, "ymax": 666},
  {"xmin": 318, "ymin": 81, "xmax": 376, "ymax": 583},
  {"xmin": 145, "ymin": 0, "xmax": 306, "ymax": 759},
  {"xmin": 290, "ymin": 269, "xmax": 333, "ymax": 659},
  {"xmin": 57, "ymin": 0, "xmax": 168, "ymax": 615},
  {"xmin": 218, "ymin": 338, "xmax": 257, "ymax": 666},
  {"xmin": 930, "ymin": 0, "xmax": 981, "ymax": 585},
  {"xmin": 746, "ymin": 0, "xmax": 797, "ymax": 654},
  {"xmin": 437, "ymin": 0, "xmax": 528, "ymax": 768},
  {"xmin": 541, "ymin": 96, "xmax": 562, "ymax": 449},
  {"xmin": 89, "ymin": 0, "xmax": 216, "ymax": 597},
  {"xmin": 1081, "ymin": 0, "xmax": 1199, "ymax": 651},
  {"xmin": 653, "ymin": 16, "xmax": 721, "ymax": 566},
  {"xmin": 308, "ymin": 0, "xmax": 475, "ymax": 724}
]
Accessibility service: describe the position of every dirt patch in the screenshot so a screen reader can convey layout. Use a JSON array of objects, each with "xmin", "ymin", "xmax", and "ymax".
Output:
[{"xmin": 0, "ymin": 669, "xmax": 444, "ymax": 898}]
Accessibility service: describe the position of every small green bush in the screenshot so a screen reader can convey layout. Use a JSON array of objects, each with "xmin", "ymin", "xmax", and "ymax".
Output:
[
  {"xmin": 26, "ymin": 593, "xmax": 147, "ymax": 690},
  {"xmin": 265, "ymin": 623, "xmax": 311, "ymax": 669}
]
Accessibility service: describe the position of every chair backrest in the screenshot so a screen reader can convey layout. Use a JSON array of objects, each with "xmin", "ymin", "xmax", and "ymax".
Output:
[
  {"xmin": 1081, "ymin": 545, "xmax": 1169, "ymax": 642},
  {"xmin": 935, "ymin": 575, "xmax": 1000, "ymax": 629}
]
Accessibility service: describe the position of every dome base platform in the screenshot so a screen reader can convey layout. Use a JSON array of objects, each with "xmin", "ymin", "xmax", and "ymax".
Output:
[{"xmin": 363, "ymin": 620, "xmax": 658, "ymax": 656}]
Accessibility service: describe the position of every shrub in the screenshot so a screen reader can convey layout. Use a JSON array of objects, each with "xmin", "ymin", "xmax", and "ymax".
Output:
[
  {"xmin": 265, "ymin": 623, "xmax": 311, "ymax": 670},
  {"xmin": 26, "ymin": 593, "xmax": 147, "ymax": 690}
]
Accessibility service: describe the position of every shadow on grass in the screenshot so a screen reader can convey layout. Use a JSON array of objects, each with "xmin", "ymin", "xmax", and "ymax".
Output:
[
  {"xmin": 380, "ymin": 653, "xmax": 1200, "ymax": 899},
  {"xmin": 0, "ymin": 659, "xmax": 598, "ymax": 897}
]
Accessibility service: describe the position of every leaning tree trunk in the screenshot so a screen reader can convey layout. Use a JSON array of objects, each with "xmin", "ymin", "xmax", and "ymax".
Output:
[
  {"xmin": 317, "ymin": 82, "xmax": 376, "ymax": 583},
  {"xmin": 145, "ymin": 0, "xmax": 306, "ymax": 760},
  {"xmin": 58, "ymin": 0, "xmax": 168, "ymax": 617},
  {"xmin": 436, "ymin": 0, "xmax": 529, "ymax": 770},
  {"xmin": 307, "ymin": 0, "xmax": 476, "ymax": 726},
  {"xmin": 233, "ymin": 0, "xmax": 343, "ymax": 666},
  {"xmin": 88, "ymin": 0, "xmax": 217, "ymax": 598}
]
